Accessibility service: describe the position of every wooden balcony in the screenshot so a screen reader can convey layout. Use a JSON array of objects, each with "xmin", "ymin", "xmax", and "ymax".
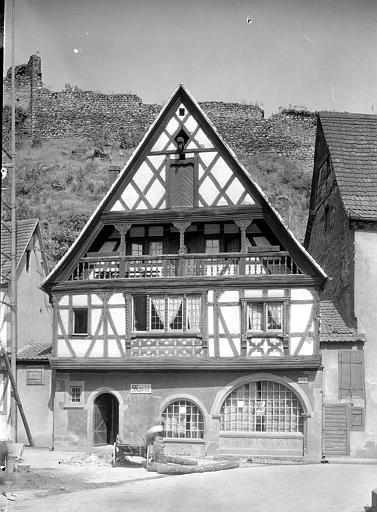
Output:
[{"xmin": 69, "ymin": 251, "xmax": 303, "ymax": 281}]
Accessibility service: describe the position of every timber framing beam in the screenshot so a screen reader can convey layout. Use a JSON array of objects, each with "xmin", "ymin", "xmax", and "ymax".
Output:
[
  {"xmin": 50, "ymin": 355, "xmax": 322, "ymax": 370},
  {"xmin": 47, "ymin": 275, "xmax": 323, "ymax": 295}
]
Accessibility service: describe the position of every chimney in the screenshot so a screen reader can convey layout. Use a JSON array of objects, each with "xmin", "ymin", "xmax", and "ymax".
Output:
[{"xmin": 108, "ymin": 165, "xmax": 120, "ymax": 187}]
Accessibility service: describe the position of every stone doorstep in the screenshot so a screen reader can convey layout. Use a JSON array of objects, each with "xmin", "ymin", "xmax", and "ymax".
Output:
[{"xmin": 325, "ymin": 457, "xmax": 377, "ymax": 465}]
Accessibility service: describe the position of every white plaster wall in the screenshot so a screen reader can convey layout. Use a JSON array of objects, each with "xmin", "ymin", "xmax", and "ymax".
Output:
[{"xmin": 354, "ymin": 230, "xmax": 377, "ymax": 456}]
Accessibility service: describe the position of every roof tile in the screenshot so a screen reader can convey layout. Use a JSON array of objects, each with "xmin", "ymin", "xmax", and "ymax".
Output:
[
  {"xmin": 319, "ymin": 112, "xmax": 377, "ymax": 219},
  {"xmin": 320, "ymin": 300, "xmax": 364, "ymax": 343}
]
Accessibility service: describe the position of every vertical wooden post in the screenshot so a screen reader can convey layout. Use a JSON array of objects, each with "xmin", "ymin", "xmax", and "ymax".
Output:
[
  {"xmin": 173, "ymin": 221, "xmax": 191, "ymax": 276},
  {"xmin": 115, "ymin": 223, "xmax": 131, "ymax": 277},
  {"xmin": 235, "ymin": 219, "xmax": 252, "ymax": 276}
]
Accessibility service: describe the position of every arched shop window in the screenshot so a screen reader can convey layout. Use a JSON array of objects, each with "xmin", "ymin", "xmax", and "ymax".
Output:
[
  {"xmin": 162, "ymin": 400, "xmax": 204, "ymax": 439},
  {"xmin": 220, "ymin": 381, "xmax": 303, "ymax": 433}
]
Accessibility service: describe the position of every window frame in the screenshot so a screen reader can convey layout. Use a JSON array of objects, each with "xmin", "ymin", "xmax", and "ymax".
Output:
[
  {"xmin": 132, "ymin": 294, "xmax": 201, "ymax": 334},
  {"xmin": 245, "ymin": 299, "xmax": 286, "ymax": 335},
  {"xmin": 162, "ymin": 400, "xmax": 205, "ymax": 440},
  {"xmin": 65, "ymin": 380, "xmax": 85, "ymax": 408},
  {"xmin": 220, "ymin": 380, "xmax": 304, "ymax": 433},
  {"xmin": 72, "ymin": 307, "xmax": 89, "ymax": 336}
]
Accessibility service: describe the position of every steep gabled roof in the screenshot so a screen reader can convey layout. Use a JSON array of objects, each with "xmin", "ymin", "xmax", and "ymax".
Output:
[
  {"xmin": 319, "ymin": 112, "xmax": 377, "ymax": 219},
  {"xmin": 320, "ymin": 300, "xmax": 364, "ymax": 344},
  {"xmin": 1, "ymin": 218, "xmax": 41, "ymax": 284},
  {"xmin": 42, "ymin": 84, "xmax": 327, "ymax": 289}
]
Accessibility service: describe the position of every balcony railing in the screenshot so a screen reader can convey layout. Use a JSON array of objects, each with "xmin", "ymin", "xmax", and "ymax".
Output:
[{"xmin": 69, "ymin": 252, "xmax": 303, "ymax": 281}]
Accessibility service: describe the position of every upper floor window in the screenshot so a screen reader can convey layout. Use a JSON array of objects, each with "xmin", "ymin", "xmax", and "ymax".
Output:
[
  {"xmin": 131, "ymin": 243, "xmax": 143, "ymax": 256},
  {"xmin": 149, "ymin": 241, "xmax": 163, "ymax": 256},
  {"xmin": 133, "ymin": 295, "xmax": 201, "ymax": 332},
  {"xmin": 247, "ymin": 302, "xmax": 283, "ymax": 333},
  {"xmin": 73, "ymin": 308, "xmax": 88, "ymax": 335},
  {"xmin": 205, "ymin": 239, "xmax": 220, "ymax": 254}
]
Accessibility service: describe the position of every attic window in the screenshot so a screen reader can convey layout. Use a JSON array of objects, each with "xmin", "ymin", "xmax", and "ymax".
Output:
[
  {"xmin": 26, "ymin": 249, "xmax": 31, "ymax": 274},
  {"xmin": 179, "ymin": 107, "xmax": 185, "ymax": 117}
]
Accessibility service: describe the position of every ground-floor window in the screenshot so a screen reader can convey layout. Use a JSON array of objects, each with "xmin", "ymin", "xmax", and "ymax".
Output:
[
  {"xmin": 162, "ymin": 400, "xmax": 204, "ymax": 439},
  {"xmin": 220, "ymin": 380, "xmax": 303, "ymax": 433}
]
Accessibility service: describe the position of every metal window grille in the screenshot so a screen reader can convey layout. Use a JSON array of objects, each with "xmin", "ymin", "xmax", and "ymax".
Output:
[
  {"xmin": 220, "ymin": 381, "xmax": 303, "ymax": 433},
  {"xmin": 162, "ymin": 400, "xmax": 204, "ymax": 439},
  {"xmin": 70, "ymin": 386, "xmax": 82, "ymax": 403}
]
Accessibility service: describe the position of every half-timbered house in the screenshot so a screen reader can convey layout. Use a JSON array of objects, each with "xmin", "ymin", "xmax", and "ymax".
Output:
[{"xmin": 42, "ymin": 86, "xmax": 327, "ymax": 460}]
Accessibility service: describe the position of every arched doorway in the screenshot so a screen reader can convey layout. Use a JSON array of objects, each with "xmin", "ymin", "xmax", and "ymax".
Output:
[{"xmin": 93, "ymin": 393, "xmax": 119, "ymax": 445}]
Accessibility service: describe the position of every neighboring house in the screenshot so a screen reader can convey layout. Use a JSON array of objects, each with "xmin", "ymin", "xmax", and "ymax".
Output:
[
  {"xmin": 0, "ymin": 219, "xmax": 52, "ymax": 440},
  {"xmin": 305, "ymin": 112, "xmax": 377, "ymax": 458},
  {"xmin": 42, "ymin": 85, "xmax": 328, "ymax": 460},
  {"xmin": 17, "ymin": 342, "xmax": 53, "ymax": 447}
]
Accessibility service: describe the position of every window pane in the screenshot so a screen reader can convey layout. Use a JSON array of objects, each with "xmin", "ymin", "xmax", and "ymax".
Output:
[
  {"xmin": 220, "ymin": 381, "xmax": 303, "ymax": 433},
  {"xmin": 186, "ymin": 296, "xmax": 201, "ymax": 330},
  {"xmin": 150, "ymin": 297, "xmax": 165, "ymax": 330},
  {"xmin": 168, "ymin": 297, "xmax": 183, "ymax": 330},
  {"xmin": 248, "ymin": 303, "xmax": 263, "ymax": 331},
  {"xmin": 132, "ymin": 243, "xmax": 143, "ymax": 256},
  {"xmin": 73, "ymin": 308, "xmax": 88, "ymax": 334},
  {"xmin": 149, "ymin": 241, "xmax": 163, "ymax": 256},
  {"xmin": 70, "ymin": 386, "xmax": 82, "ymax": 403},
  {"xmin": 267, "ymin": 303, "xmax": 283, "ymax": 330},
  {"xmin": 205, "ymin": 239, "xmax": 220, "ymax": 254},
  {"xmin": 133, "ymin": 296, "xmax": 147, "ymax": 331},
  {"xmin": 162, "ymin": 400, "xmax": 204, "ymax": 439}
]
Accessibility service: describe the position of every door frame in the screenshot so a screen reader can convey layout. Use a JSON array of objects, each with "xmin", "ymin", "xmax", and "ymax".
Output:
[{"xmin": 87, "ymin": 388, "xmax": 124, "ymax": 446}]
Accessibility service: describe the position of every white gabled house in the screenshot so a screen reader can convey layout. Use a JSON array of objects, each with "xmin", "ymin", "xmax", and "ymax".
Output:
[{"xmin": 42, "ymin": 85, "xmax": 328, "ymax": 460}]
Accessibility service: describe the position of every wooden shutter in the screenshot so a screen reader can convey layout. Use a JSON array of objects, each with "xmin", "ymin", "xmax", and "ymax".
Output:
[
  {"xmin": 339, "ymin": 351, "xmax": 364, "ymax": 398},
  {"xmin": 169, "ymin": 163, "xmax": 194, "ymax": 208},
  {"xmin": 26, "ymin": 366, "xmax": 45, "ymax": 385},
  {"xmin": 350, "ymin": 407, "xmax": 365, "ymax": 431}
]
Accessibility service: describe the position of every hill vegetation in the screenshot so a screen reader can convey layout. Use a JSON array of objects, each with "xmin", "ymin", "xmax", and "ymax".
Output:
[{"xmin": 2, "ymin": 136, "xmax": 311, "ymax": 269}]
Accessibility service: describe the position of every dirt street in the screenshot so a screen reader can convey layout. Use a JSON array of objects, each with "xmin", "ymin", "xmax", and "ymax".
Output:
[{"xmin": 6, "ymin": 462, "xmax": 377, "ymax": 512}]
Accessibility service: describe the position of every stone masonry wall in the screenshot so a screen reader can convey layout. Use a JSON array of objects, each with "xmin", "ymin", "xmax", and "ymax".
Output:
[{"xmin": 3, "ymin": 56, "xmax": 316, "ymax": 165}]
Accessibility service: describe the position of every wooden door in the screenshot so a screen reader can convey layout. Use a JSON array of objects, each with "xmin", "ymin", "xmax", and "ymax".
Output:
[
  {"xmin": 93, "ymin": 393, "xmax": 119, "ymax": 445},
  {"xmin": 323, "ymin": 404, "xmax": 349, "ymax": 456}
]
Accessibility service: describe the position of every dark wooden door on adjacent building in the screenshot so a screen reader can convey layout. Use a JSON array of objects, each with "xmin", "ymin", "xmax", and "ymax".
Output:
[
  {"xmin": 93, "ymin": 393, "xmax": 119, "ymax": 445},
  {"xmin": 323, "ymin": 404, "xmax": 350, "ymax": 456}
]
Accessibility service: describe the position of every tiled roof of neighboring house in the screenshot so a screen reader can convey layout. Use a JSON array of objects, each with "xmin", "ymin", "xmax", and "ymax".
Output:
[
  {"xmin": 319, "ymin": 112, "xmax": 377, "ymax": 219},
  {"xmin": 0, "ymin": 218, "xmax": 39, "ymax": 282},
  {"xmin": 17, "ymin": 342, "xmax": 52, "ymax": 361},
  {"xmin": 320, "ymin": 300, "xmax": 364, "ymax": 343}
]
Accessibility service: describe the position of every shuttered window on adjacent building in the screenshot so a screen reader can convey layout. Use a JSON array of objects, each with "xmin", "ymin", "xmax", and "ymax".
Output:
[
  {"xmin": 26, "ymin": 366, "xmax": 45, "ymax": 385},
  {"xmin": 350, "ymin": 407, "xmax": 365, "ymax": 431},
  {"xmin": 338, "ymin": 351, "xmax": 364, "ymax": 398}
]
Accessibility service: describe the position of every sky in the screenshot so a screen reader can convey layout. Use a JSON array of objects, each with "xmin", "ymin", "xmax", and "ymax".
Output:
[{"xmin": 4, "ymin": 0, "xmax": 377, "ymax": 116}]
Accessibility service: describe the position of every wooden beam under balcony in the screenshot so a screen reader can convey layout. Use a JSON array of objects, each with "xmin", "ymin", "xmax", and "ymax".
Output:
[
  {"xmin": 50, "ymin": 355, "xmax": 322, "ymax": 371},
  {"xmin": 101, "ymin": 205, "xmax": 263, "ymax": 225}
]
